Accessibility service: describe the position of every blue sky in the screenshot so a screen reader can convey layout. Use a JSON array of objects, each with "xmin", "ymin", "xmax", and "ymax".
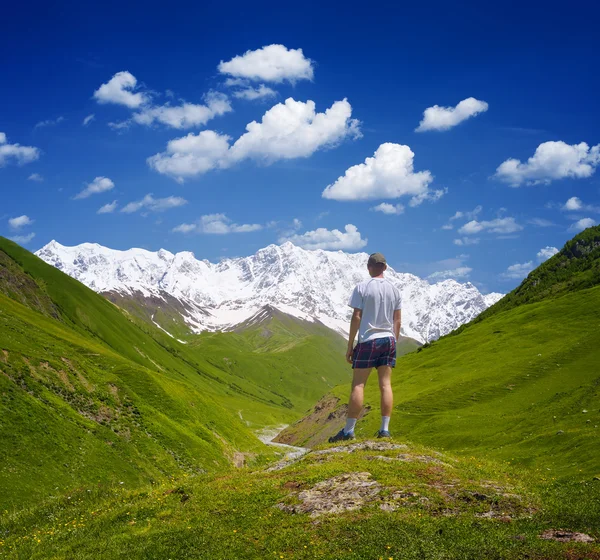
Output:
[{"xmin": 2, "ymin": 0, "xmax": 600, "ymax": 293}]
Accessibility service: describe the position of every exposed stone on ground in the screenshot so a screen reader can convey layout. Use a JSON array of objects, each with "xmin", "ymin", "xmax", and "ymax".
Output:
[
  {"xmin": 539, "ymin": 529, "xmax": 595, "ymax": 543},
  {"xmin": 277, "ymin": 472, "xmax": 381, "ymax": 517}
]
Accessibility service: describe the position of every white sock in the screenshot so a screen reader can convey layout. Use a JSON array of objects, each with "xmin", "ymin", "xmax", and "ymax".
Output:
[
  {"xmin": 344, "ymin": 418, "xmax": 357, "ymax": 434},
  {"xmin": 380, "ymin": 416, "xmax": 391, "ymax": 432}
]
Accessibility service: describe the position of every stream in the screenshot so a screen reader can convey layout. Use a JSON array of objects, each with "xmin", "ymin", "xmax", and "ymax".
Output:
[{"xmin": 256, "ymin": 425, "xmax": 310, "ymax": 462}]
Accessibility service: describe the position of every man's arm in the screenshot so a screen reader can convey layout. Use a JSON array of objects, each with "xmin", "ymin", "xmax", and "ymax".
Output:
[
  {"xmin": 393, "ymin": 309, "xmax": 402, "ymax": 341},
  {"xmin": 346, "ymin": 308, "xmax": 362, "ymax": 363}
]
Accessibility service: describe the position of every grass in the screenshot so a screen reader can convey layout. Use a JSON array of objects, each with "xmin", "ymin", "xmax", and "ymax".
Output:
[
  {"xmin": 281, "ymin": 285, "xmax": 600, "ymax": 478},
  {"xmin": 1, "ymin": 438, "xmax": 598, "ymax": 559},
  {"xmin": 0, "ymin": 239, "xmax": 350, "ymax": 510}
]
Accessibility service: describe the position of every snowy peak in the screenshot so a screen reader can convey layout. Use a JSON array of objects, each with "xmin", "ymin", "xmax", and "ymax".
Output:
[{"xmin": 35, "ymin": 240, "xmax": 503, "ymax": 344}]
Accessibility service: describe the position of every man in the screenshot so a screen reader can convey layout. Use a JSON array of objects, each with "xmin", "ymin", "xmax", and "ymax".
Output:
[{"xmin": 329, "ymin": 252, "xmax": 402, "ymax": 442}]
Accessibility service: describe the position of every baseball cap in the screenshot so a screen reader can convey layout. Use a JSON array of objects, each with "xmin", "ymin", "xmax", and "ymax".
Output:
[{"xmin": 368, "ymin": 252, "xmax": 386, "ymax": 265}]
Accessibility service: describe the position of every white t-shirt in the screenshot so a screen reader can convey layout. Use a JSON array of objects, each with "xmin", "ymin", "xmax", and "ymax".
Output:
[{"xmin": 348, "ymin": 278, "xmax": 402, "ymax": 343}]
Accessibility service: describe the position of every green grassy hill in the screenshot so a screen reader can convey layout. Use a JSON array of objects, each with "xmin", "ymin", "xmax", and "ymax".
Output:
[
  {"xmin": 280, "ymin": 226, "xmax": 600, "ymax": 479},
  {"xmin": 0, "ymin": 238, "xmax": 350, "ymax": 510}
]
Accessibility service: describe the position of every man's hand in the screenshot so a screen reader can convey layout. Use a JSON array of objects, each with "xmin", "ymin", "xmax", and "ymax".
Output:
[{"xmin": 346, "ymin": 346, "xmax": 354, "ymax": 364}]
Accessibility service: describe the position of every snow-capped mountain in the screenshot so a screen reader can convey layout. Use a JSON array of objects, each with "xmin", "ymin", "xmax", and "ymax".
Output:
[{"xmin": 36, "ymin": 240, "xmax": 504, "ymax": 344}]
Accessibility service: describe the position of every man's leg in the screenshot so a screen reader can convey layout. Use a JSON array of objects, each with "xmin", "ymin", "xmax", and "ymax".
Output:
[
  {"xmin": 346, "ymin": 368, "xmax": 372, "ymax": 425},
  {"xmin": 377, "ymin": 365, "xmax": 393, "ymax": 434}
]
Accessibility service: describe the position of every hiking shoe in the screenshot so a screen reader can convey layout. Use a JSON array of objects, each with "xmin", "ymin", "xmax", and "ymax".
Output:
[
  {"xmin": 377, "ymin": 430, "xmax": 392, "ymax": 438},
  {"xmin": 328, "ymin": 429, "xmax": 355, "ymax": 443}
]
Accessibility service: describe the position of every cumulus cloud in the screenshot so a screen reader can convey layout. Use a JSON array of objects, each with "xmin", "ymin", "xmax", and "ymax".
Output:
[
  {"xmin": 537, "ymin": 246, "xmax": 559, "ymax": 261},
  {"xmin": 229, "ymin": 98, "xmax": 360, "ymax": 162},
  {"xmin": 218, "ymin": 44, "xmax": 314, "ymax": 83},
  {"xmin": 149, "ymin": 98, "xmax": 360, "ymax": 181},
  {"xmin": 0, "ymin": 133, "xmax": 40, "ymax": 167},
  {"xmin": 94, "ymin": 72, "xmax": 230, "ymax": 131},
  {"xmin": 97, "ymin": 200, "xmax": 118, "ymax": 214},
  {"xmin": 279, "ymin": 224, "xmax": 367, "ymax": 251},
  {"xmin": 502, "ymin": 261, "xmax": 534, "ymax": 280},
  {"xmin": 427, "ymin": 266, "xmax": 473, "ymax": 281},
  {"xmin": 9, "ymin": 215, "xmax": 34, "ymax": 229},
  {"xmin": 147, "ymin": 130, "xmax": 231, "ymax": 182},
  {"xmin": 83, "ymin": 114, "xmax": 95, "ymax": 126},
  {"xmin": 233, "ymin": 84, "xmax": 277, "ymax": 101},
  {"xmin": 121, "ymin": 194, "xmax": 187, "ymax": 214},
  {"xmin": 453, "ymin": 237, "xmax": 480, "ymax": 246},
  {"xmin": 34, "ymin": 116, "xmax": 64, "ymax": 129},
  {"xmin": 561, "ymin": 196, "xmax": 600, "ymax": 213},
  {"xmin": 128, "ymin": 91, "xmax": 232, "ymax": 130},
  {"xmin": 322, "ymin": 143, "xmax": 434, "ymax": 202},
  {"xmin": 28, "ymin": 173, "xmax": 44, "ymax": 182},
  {"xmin": 173, "ymin": 213, "xmax": 262, "ymax": 234},
  {"xmin": 93, "ymin": 71, "xmax": 148, "ymax": 108},
  {"xmin": 568, "ymin": 217, "xmax": 597, "ymax": 232},
  {"xmin": 74, "ymin": 176, "xmax": 115, "ymax": 199},
  {"xmin": 371, "ymin": 203, "xmax": 405, "ymax": 215},
  {"xmin": 495, "ymin": 141, "xmax": 600, "ymax": 187},
  {"xmin": 10, "ymin": 232, "xmax": 36, "ymax": 245},
  {"xmin": 416, "ymin": 97, "xmax": 488, "ymax": 132},
  {"xmin": 458, "ymin": 217, "xmax": 523, "ymax": 235}
]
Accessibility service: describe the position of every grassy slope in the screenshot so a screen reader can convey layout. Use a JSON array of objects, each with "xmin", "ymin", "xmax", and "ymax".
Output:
[
  {"xmin": 0, "ymin": 239, "xmax": 348, "ymax": 510},
  {"xmin": 282, "ymin": 280, "xmax": 600, "ymax": 478}
]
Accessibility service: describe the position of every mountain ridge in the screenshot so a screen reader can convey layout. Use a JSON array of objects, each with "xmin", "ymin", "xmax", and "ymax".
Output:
[{"xmin": 36, "ymin": 240, "xmax": 503, "ymax": 344}]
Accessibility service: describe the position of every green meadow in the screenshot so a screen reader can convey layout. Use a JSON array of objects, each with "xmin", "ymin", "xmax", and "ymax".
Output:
[{"xmin": 1, "ymin": 227, "xmax": 600, "ymax": 558}]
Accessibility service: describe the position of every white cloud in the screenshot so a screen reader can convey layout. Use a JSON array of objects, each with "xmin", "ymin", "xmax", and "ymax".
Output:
[
  {"xmin": 495, "ymin": 141, "xmax": 600, "ymax": 187},
  {"xmin": 229, "ymin": 98, "xmax": 360, "ymax": 162},
  {"xmin": 10, "ymin": 232, "xmax": 35, "ymax": 245},
  {"xmin": 83, "ymin": 114, "xmax": 95, "ymax": 126},
  {"xmin": 453, "ymin": 237, "xmax": 480, "ymax": 246},
  {"xmin": 322, "ymin": 143, "xmax": 434, "ymax": 202},
  {"xmin": 129, "ymin": 91, "xmax": 232, "ymax": 130},
  {"xmin": 9, "ymin": 215, "xmax": 34, "ymax": 229},
  {"xmin": 568, "ymin": 217, "xmax": 597, "ymax": 232},
  {"xmin": 147, "ymin": 130, "xmax": 231, "ymax": 182},
  {"xmin": 121, "ymin": 194, "xmax": 187, "ymax": 214},
  {"xmin": 371, "ymin": 203, "xmax": 405, "ymax": 215},
  {"xmin": 34, "ymin": 116, "xmax": 64, "ymax": 129},
  {"xmin": 0, "ymin": 133, "xmax": 40, "ymax": 167},
  {"xmin": 149, "ymin": 98, "xmax": 360, "ymax": 181},
  {"xmin": 502, "ymin": 261, "xmax": 534, "ymax": 280},
  {"xmin": 173, "ymin": 213, "xmax": 262, "ymax": 234},
  {"xmin": 93, "ymin": 71, "xmax": 147, "ymax": 108},
  {"xmin": 563, "ymin": 196, "xmax": 583, "ymax": 211},
  {"xmin": 279, "ymin": 224, "xmax": 367, "ymax": 251},
  {"xmin": 416, "ymin": 97, "xmax": 488, "ymax": 132},
  {"xmin": 218, "ymin": 44, "xmax": 314, "ymax": 83},
  {"xmin": 528, "ymin": 218, "xmax": 554, "ymax": 227},
  {"xmin": 74, "ymin": 176, "xmax": 115, "ymax": 199},
  {"xmin": 441, "ymin": 224, "xmax": 454, "ymax": 230},
  {"xmin": 292, "ymin": 218, "xmax": 302, "ymax": 229},
  {"xmin": 561, "ymin": 196, "xmax": 600, "ymax": 213},
  {"xmin": 450, "ymin": 205, "xmax": 482, "ymax": 222},
  {"xmin": 458, "ymin": 217, "xmax": 523, "ymax": 235},
  {"xmin": 409, "ymin": 187, "xmax": 447, "ymax": 207},
  {"xmin": 427, "ymin": 266, "xmax": 473, "ymax": 281},
  {"xmin": 233, "ymin": 84, "xmax": 277, "ymax": 101},
  {"xmin": 97, "ymin": 200, "xmax": 118, "ymax": 214},
  {"xmin": 537, "ymin": 246, "xmax": 559, "ymax": 261},
  {"xmin": 28, "ymin": 173, "xmax": 44, "ymax": 182}
]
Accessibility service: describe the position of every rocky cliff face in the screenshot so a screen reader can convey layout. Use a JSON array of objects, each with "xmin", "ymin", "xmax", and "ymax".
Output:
[{"xmin": 36, "ymin": 240, "xmax": 503, "ymax": 343}]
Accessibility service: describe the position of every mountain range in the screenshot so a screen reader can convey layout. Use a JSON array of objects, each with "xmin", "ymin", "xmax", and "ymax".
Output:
[{"xmin": 35, "ymin": 240, "xmax": 503, "ymax": 344}]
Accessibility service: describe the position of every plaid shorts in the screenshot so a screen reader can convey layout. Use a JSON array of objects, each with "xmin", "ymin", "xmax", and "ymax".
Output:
[{"xmin": 352, "ymin": 336, "xmax": 396, "ymax": 369}]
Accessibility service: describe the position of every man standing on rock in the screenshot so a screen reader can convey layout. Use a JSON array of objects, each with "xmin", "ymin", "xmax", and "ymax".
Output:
[{"xmin": 329, "ymin": 252, "xmax": 402, "ymax": 442}]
